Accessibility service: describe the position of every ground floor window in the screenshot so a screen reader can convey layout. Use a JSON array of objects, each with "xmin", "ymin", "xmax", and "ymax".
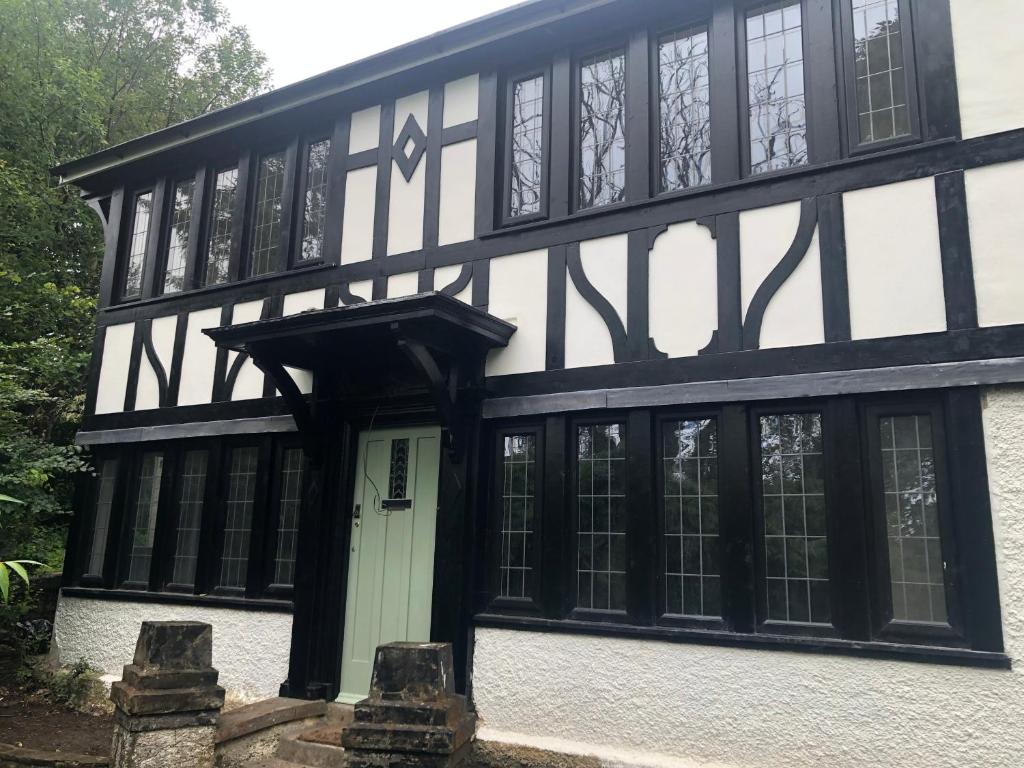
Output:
[
  {"xmin": 73, "ymin": 433, "xmax": 307, "ymax": 601},
  {"xmin": 483, "ymin": 389, "xmax": 1003, "ymax": 657}
]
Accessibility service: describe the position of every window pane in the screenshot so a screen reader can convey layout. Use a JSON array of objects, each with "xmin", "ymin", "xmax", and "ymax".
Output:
[
  {"xmin": 273, "ymin": 448, "xmax": 305, "ymax": 587},
  {"xmin": 659, "ymin": 28, "xmax": 711, "ymax": 192},
  {"xmin": 126, "ymin": 453, "xmax": 164, "ymax": 584},
  {"xmin": 746, "ymin": 2, "xmax": 807, "ymax": 175},
  {"xmin": 509, "ymin": 75, "xmax": 545, "ymax": 217},
  {"xmin": 578, "ymin": 50, "xmax": 626, "ymax": 209},
  {"xmin": 204, "ymin": 168, "xmax": 238, "ymax": 286},
  {"xmin": 388, "ymin": 438, "xmax": 410, "ymax": 500},
  {"xmin": 663, "ymin": 418, "xmax": 720, "ymax": 617},
  {"xmin": 84, "ymin": 459, "xmax": 118, "ymax": 578},
  {"xmin": 880, "ymin": 414, "xmax": 949, "ymax": 624},
  {"xmin": 219, "ymin": 446, "xmax": 259, "ymax": 589},
  {"xmin": 499, "ymin": 434, "xmax": 537, "ymax": 599},
  {"xmin": 123, "ymin": 192, "xmax": 153, "ymax": 297},
  {"xmin": 162, "ymin": 180, "xmax": 195, "ymax": 294},
  {"xmin": 171, "ymin": 450, "xmax": 208, "ymax": 587},
  {"xmin": 576, "ymin": 423, "xmax": 627, "ymax": 611},
  {"xmin": 851, "ymin": 0, "xmax": 910, "ymax": 143},
  {"xmin": 300, "ymin": 140, "xmax": 331, "ymax": 261},
  {"xmin": 249, "ymin": 152, "xmax": 287, "ymax": 277},
  {"xmin": 760, "ymin": 413, "xmax": 830, "ymax": 625}
]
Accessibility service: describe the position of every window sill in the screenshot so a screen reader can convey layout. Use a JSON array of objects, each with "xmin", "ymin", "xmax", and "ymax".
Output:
[
  {"xmin": 473, "ymin": 612, "xmax": 1011, "ymax": 670},
  {"xmin": 61, "ymin": 586, "xmax": 293, "ymax": 613}
]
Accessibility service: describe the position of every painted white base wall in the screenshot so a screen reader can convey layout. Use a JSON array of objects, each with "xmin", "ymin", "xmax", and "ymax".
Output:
[
  {"xmin": 53, "ymin": 596, "xmax": 292, "ymax": 702},
  {"xmin": 472, "ymin": 386, "xmax": 1024, "ymax": 768}
]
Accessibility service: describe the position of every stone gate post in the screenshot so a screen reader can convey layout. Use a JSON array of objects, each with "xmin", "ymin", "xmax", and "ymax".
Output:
[{"xmin": 109, "ymin": 621, "xmax": 225, "ymax": 768}]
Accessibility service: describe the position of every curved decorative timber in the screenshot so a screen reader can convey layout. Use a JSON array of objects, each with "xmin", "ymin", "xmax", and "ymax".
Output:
[{"xmin": 566, "ymin": 242, "xmax": 629, "ymax": 363}]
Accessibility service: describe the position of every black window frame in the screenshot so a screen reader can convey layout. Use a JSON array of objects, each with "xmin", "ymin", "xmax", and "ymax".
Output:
[
  {"xmin": 261, "ymin": 435, "xmax": 308, "ymax": 597},
  {"xmin": 77, "ymin": 451, "xmax": 124, "ymax": 588},
  {"xmin": 245, "ymin": 145, "xmax": 295, "ymax": 280},
  {"xmin": 500, "ymin": 67, "xmax": 552, "ymax": 227},
  {"xmin": 115, "ymin": 447, "xmax": 169, "ymax": 591},
  {"xmin": 117, "ymin": 187, "xmax": 156, "ymax": 302},
  {"xmin": 292, "ymin": 133, "xmax": 333, "ymax": 268},
  {"xmin": 199, "ymin": 163, "xmax": 243, "ymax": 288},
  {"xmin": 161, "ymin": 442, "xmax": 217, "ymax": 594},
  {"xmin": 157, "ymin": 173, "xmax": 201, "ymax": 296}
]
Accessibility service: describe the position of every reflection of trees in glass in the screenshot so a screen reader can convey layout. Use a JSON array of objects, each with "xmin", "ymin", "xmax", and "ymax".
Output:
[
  {"xmin": 659, "ymin": 29, "xmax": 711, "ymax": 191},
  {"xmin": 249, "ymin": 152, "xmax": 286, "ymax": 276},
  {"xmin": 162, "ymin": 180, "xmax": 195, "ymax": 294},
  {"xmin": 746, "ymin": 2, "xmax": 807, "ymax": 175},
  {"xmin": 127, "ymin": 453, "xmax": 163, "ymax": 584},
  {"xmin": 500, "ymin": 434, "xmax": 536, "ymax": 598},
  {"xmin": 509, "ymin": 76, "xmax": 544, "ymax": 217},
  {"xmin": 301, "ymin": 140, "xmax": 331, "ymax": 261},
  {"xmin": 204, "ymin": 168, "xmax": 238, "ymax": 286},
  {"xmin": 124, "ymin": 192, "xmax": 153, "ymax": 296},
  {"xmin": 852, "ymin": 0, "xmax": 908, "ymax": 143},
  {"xmin": 578, "ymin": 51, "xmax": 626, "ymax": 209},
  {"xmin": 576, "ymin": 423, "xmax": 627, "ymax": 611}
]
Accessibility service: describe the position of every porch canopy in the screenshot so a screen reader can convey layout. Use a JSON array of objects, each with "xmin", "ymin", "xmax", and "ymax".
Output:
[{"xmin": 204, "ymin": 292, "xmax": 516, "ymax": 459}]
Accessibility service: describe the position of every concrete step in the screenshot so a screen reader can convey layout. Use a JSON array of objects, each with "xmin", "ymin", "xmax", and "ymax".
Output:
[{"xmin": 276, "ymin": 731, "xmax": 347, "ymax": 768}]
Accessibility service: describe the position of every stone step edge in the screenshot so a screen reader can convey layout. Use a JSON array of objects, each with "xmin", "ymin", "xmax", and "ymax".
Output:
[{"xmin": 217, "ymin": 697, "xmax": 328, "ymax": 745}]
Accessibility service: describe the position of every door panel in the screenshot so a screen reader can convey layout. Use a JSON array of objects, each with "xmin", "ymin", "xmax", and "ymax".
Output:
[{"xmin": 338, "ymin": 426, "xmax": 441, "ymax": 702}]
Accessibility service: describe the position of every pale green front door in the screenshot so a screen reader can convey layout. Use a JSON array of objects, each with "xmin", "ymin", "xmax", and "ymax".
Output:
[{"xmin": 337, "ymin": 425, "xmax": 441, "ymax": 703}]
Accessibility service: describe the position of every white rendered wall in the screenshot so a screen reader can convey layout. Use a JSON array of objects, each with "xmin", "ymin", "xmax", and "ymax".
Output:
[
  {"xmin": 473, "ymin": 387, "xmax": 1024, "ymax": 768},
  {"xmin": 229, "ymin": 299, "xmax": 266, "ymax": 401},
  {"xmin": 442, "ymin": 75, "xmax": 479, "ymax": 127},
  {"xmin": 565, "ymin": 235, "xmax": 628, "ymax": 369},
  {"xmin": 965, "ymin": 160, "xmax": 1024, "ymax": 328},
  {"xmin": 438, "ymin": 140, "xmax": 477, "ymax": 246},
  {"xmin": 434, "ymin": 264, "xmax": 472, "ymax": 304},
  {"xmin": 387, "ymin": 91, "xmax": 429, "ymax": 256},
  {"xmin": 281, "ymin": 289, "xmax": 325, "ymax": 395},
  {"xmin": 340, "ymin": 166, "xmax": 377, "ymax": 265},
  {"xmin": 94, "ymin": 322, "xmax": 135, "ymax": 414},
  {"xmin": 486, "ymin": 251, "xmax": 547, "ymax": 377},
  {"xmin": 950, "ymin": 0, "xmax": 1024, "ymax": 140},
  {"xmin": 53, "ymin": 595, "xmax": 291, "ymax": 703},
  {"xmin": 649, "ymin": 222, "xmax": 717, "ymax": 359},
  {"xmin": 387, "ymin": 271, "xmax": 420, "ymax": 299},
  {"xmin": 135, "ymin": 315, "xmax": 176, "ymax": 411},
  {"xmin": 349, "ymin": 105, "xmax": 381, "ymax": 154},
  {"xmin": 844, "ymin": 178, "xmax": 946, "ymax": 341},
  {"xmin": 177, "ymin": 307, "xmax": 224, "ymax": 406}
]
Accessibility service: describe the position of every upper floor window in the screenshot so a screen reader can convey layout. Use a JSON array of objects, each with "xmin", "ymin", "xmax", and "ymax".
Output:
[
  {"xmin": 578, "ymin": 49, "xmax": 626, "ymax": 210},
  {"xmin": 745, "ymin": 1, "xmax": 807, "ymax": 175},
  {"xmin": 507, "ymin": 74, "xmax": 545, "ymax": 218},
  {"xmin": 122, "ymin": 191, "xmax": 153, "ymax": 298},
  {"xmin": 203, "ymin": 167, "xmax": 238, "ymax": 286},
  {"xmin": 658, "ymin": 27, "xmax": 711, "ymax": 192},
  {"xmin": 299, "ymin": 139, "xmax": 331, "ymax": 262},
  {"xmin": 249, "ymin": 152, "xmax": 287, "ymax": 277},
  {"xmin": 162, "ymin": 179, "xmax": 195, "ymax": 294},
  {"xmin": 849, "ymin": 0, "xmax": 911, "ymax": 145}
]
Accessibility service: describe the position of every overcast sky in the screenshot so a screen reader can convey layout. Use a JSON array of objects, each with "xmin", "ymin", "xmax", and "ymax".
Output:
[{"xmin": 220, "ymin": 0, "xmax": 527, "ymax": 88}]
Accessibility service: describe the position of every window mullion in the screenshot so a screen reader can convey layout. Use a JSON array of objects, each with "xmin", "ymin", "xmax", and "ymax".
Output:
[
  {"xmin": 277, "ymin": 139, "xmax": 300, "ymax": 270},
  {"xmin": 548, "ymin": 54, "xmax": 572, "ymax": 219},
  {"xmin": 805, "ymin": 0, "xmax": 841, "ymax": 163},
  {"xmin": 625, "ymin": 27, "xmax": 651, "ymax": 202},
  {"xmin": 229, "ymin": 151, "xmax": 252, "ymax": 281},
  {"xmin": 194, "ymin": 440, "xmax": 224, "ymax": 596},
  {"xmin": 140, "ymin": 179, "xmax": 167, "ymax": 299},
  {"xmin": 149, "ymin": 446, "xmax": 179, "ymax": 592},
  {"xmin": 626, "ymin": 409, "xmax": 656, "ymax": 625},
  {"xmin": 709, "ymin": 0, "xmax": 740, "ymax": 184},
  {"xmin": 719, "ymin": 403, "xmax": 755, "ymax": 633},
  {"xmin": 541, "ymin": 416, "xmax": 566, "ymax": 619},
  {"xmin": 245, "ymin": 438, "xmax": 275, "ymax": 598},
  {"xmin": 182, "ymin": 166, "xmax": 206, "ymax": 291}
]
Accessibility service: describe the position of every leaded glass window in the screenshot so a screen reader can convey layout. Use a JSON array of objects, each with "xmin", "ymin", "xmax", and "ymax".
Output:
[
  {"xmin": 162, "ymin": 180, "xmax": 195, "ymax": 294},
  {"xmin": 658, "ymin": 28, "xmax": 711, "ymax": 192},
  {"xmin": 249, "ymin": 152, "xmax": 287, "ymax": 277},
  {"xmin": 170, "ymin": 450, "xmax": 208, "ymax": 587},
  {"xmin": 499, "ymin": 434, "xmax": 536, "ymax": 599},
  {"xmin": 300, "ymin": 140, "xmax": 330, "ymax": 261},
  {"xmin": 219, "ymin": 446, "xmax": 258, "ymax": 589},
  {"xmin": 576, "ymin": 423, "xmax": 627, "ymax": 611},
  {"xmin": 578, "ymin": 50, "xmax": 626, "ymax": 210},
  {"xmin": 509, "ymin": 75, "xmax": 544, "ymax": 217},
  {"xmin": 760, "ymin": 413, "xmax": 830, "ymax": 625},
  {"xmin": 851, "ymin": 0, "xmax": 910, "ymax": 144},
  {"xmin": 273, "ymin": 448, "xmax": 305, "ymax": 587},
  {"xmin": 880, "ymin": 414, "xmax": 948, "ymax": 624},
  {"xmin": 204, "ymin": 168, "xmax": 238, "ymax": 286},
  {"xmin": 84, "ymin": 459, "xmax": 118, "ymax": 578},
  {"xmin": 663, "ymin": 418, "xmax": 720, "ymax": 618},
  {"xmin": 746, "ymin": 1, "xmax": 807, "ymax": 175},
  {"xmin": 126, "ymin": 452, "xmax": 164, "ymax": 585},
  {"xmin": 123, "ymin": 192, "xmax": 153, "ymax": 298}
]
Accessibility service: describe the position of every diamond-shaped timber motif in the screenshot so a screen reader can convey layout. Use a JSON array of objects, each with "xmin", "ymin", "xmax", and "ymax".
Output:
[{"xmin": 393, "ymin": 114, "xmax": 427, "ymax": 182}]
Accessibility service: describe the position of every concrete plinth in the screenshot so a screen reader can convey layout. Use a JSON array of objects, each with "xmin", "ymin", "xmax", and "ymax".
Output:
[{"xmin": 110, "ymin": 621, "xmax": 225, "ymax": 768}]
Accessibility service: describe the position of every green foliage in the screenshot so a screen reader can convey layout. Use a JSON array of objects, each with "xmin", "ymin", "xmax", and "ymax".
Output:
[
  {"xmin": 0, "ymin": 1, "xmax": 271, "ymax": 568},
  {"xmin": 21, "ymin": 657, "xmax": 109, "ymax": 712}
]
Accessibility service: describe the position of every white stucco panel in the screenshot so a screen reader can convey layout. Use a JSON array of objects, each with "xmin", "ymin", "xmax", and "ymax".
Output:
[
  {"xmin": 443, "ymin": 74, "xmax": 479, "ymax": 127},
  {"xmin": 53, "ymin": 596, "xmax": 292, "ymax": 703},
  {"xmin": 438, "ymin": 139, "xmax": 477, "ymax": 246},
  {"xmin": 340, "ymin": 166, "xmax": 377, "ymax": 265},
  {"xmin": 177, "ymin": 307, "xmax": 224, "ymax": 406},
  {"xmin": 393, "ymin": 91, "xmax": 429, "ymax": 141},
  {"xmin": 134, "ymin": 314, "xmax": 177, "ymax": 411},
  {"xmin": 649, "ymin": 222, "xmax": 717, "ymax": 359},
  {"xmin": 346, "ymin": 279, "xmax": 373, "ymax": 304},
  {"xmin": 950, "ymin": 0, "xmax": 1024, "ymax": 139},
  {"xmin": 486, "ymin": 251, "xmax": 547, "ymax": 377},
  {"xmin": 565, "ymin": 234, "xmax": 628, "ymax": 369},
  {"xmin": 844, "ymin": 178, "xmax": 946, "ymax": 341},
  {"xmin": 387, "ymin": 271, "xmax": 420, "ymax": 299},
  {"xmin": 434, "ymin": 264, "xmax": 472, "ymax": 304},
  {"xmin": 965, "ymin": 160, "xmax": 1024, "ymax": 327},
  {"xmin": 94, "ymin": 322, "xmax": 135, "ymax": 415},
  {"xmin": 229, "ymin": 299, "xmax": 265, "ymax": 402},
  {"xmin": 348, "ymin": 105, "xmax": 381, "ymax": 154},
  {"xmin": 387, "ymin": 159, "xmax": 426, "ymax": 256},
  {"xmin": 280, "ymin": 289, "xmax": 325, "ymax": 395}
]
